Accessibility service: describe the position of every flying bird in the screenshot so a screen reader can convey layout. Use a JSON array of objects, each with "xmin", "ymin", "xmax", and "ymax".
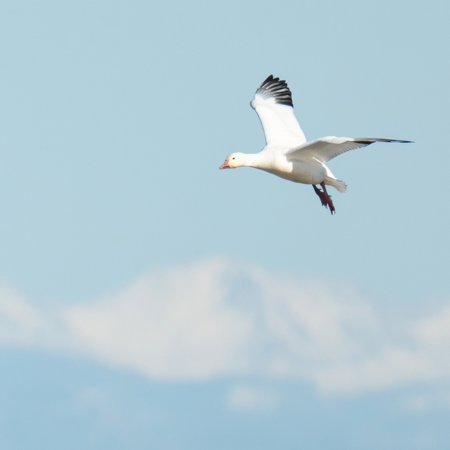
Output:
[{"xmin": 219, "ymin": 75, "xmax": 412, "ymax": 214}]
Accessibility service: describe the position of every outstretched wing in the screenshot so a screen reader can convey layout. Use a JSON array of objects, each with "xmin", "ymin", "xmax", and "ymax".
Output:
[
  {"xmin": 251, "ymin": 75, "xmax": 306, "ymax": 149},
  {"xmin": 287, "ymin": 136, "xmax": 413, "ymax": 163}
]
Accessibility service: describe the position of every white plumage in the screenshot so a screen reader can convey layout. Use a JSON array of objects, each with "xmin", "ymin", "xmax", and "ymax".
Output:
[{"xmin": 220, "ymin": 75, "xmax": 412, "ymax": 214}]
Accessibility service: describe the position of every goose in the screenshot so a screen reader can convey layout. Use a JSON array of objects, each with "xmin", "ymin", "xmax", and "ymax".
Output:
[{"xmin": 219, "ymin": 75, "xmax": 412, "ymax": 214}]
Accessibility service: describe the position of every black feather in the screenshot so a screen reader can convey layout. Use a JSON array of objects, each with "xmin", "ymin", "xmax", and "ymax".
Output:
[
  {"xmin": 255, "ymin": 74, "xmax": 294, "ymax": 107},
  {"xmin": 353, "ymin": 138, "xmax": 414, "ymax": 144}
]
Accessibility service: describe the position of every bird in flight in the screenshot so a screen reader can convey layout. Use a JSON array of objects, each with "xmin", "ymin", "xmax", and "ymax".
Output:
[{"xmin": 219, "ymin": 75, "xmax": 412, "ymax": 214}]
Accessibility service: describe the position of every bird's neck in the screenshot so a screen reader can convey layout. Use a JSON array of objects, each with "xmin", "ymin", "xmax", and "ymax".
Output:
[{"xmin": 242, "ymin": 153, "xmax": 262, "ymax": 168}]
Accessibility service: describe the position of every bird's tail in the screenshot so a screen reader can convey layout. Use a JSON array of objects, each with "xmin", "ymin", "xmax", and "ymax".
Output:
[{"xmin": 325, "ymin": 177, "xmax": 347, "ymax": 193}]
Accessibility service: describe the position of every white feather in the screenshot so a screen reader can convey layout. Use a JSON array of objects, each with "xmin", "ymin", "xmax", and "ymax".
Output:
[{"xmin": 251, "ymin": 78, "xmax": 306, "ymax": 149}]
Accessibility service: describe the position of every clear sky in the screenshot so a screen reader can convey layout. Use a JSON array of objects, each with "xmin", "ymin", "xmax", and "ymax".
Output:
[{"xmin": 0, "ymin": 0, "xmax": 449, "ymax": 449}]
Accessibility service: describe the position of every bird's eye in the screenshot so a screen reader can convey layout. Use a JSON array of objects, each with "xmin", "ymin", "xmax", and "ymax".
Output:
[{"xmin": 232, "ymin": 157, "xmax": 235, "ymax": 160}]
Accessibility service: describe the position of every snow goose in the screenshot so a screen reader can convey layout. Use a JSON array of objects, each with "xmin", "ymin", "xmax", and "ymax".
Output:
[{"xmin": 219, "ymin": 75, "xmax": 412, "ymax": 214}]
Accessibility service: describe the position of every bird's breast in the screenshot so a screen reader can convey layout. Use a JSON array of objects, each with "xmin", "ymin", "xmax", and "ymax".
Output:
[{"xmin": 258, "ymin": 158, "xmax": 326, "ymax": 185}]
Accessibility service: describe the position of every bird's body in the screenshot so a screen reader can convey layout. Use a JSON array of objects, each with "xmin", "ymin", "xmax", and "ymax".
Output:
[
  {"xmin": 230, "ymin": 147, "xmax": 338, "ymax": 186},
  {"xmin": 220, "ymin": 75, "xmax": 412, "ymax": 214}
]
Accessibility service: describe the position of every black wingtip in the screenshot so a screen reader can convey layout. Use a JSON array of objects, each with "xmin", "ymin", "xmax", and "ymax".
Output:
[
  {"xmin": 262, "ymin": 75, "xmax": 274, "ymax": 85},
  {"xmin": 255, "ymin": 75, "xmax": 294, "ymax": 107},
  {"xmin": 353, "ymin": 138, "xmax": 414, "ymax": 144}
]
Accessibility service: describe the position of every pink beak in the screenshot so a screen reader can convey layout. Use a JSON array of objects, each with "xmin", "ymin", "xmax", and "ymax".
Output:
[{"xmin": 219, "ymin": 159, "xmax": 230, "ymax": 169}]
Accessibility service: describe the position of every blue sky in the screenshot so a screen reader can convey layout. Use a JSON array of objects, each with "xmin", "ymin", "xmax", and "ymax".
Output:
[{"xmin": 0, "ymin": 0, "xmax": 449, "ymax": 448}]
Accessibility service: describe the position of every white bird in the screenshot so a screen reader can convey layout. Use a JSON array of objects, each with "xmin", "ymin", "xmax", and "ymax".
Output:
[{"xmin": 219, "ymin": 75, "xmax": 412, "ymax": 214}]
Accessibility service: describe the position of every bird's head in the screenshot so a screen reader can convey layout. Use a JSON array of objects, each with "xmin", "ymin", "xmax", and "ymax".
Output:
[{"xmin": 219, "ymin": 153, "xmax": 246, "ymax": 169}]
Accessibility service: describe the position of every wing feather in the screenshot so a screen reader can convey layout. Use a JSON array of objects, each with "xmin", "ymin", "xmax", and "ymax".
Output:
[
  {"xmin": 251, "ymin": 75, "xmax": 306, "ymax": 149},
  {"xmin": 287, "ymin": 137, "xmax": 413, "ymax": 163}
]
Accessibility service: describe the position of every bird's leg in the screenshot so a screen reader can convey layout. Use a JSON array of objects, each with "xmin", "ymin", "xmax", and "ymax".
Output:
[
  {"xmin": 320, "ymin": 182, "xmax": 336, "ymax": 215},
  {"xmin": 312, "ymin": 184, "xmax": 328, "ymax": 208}
]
